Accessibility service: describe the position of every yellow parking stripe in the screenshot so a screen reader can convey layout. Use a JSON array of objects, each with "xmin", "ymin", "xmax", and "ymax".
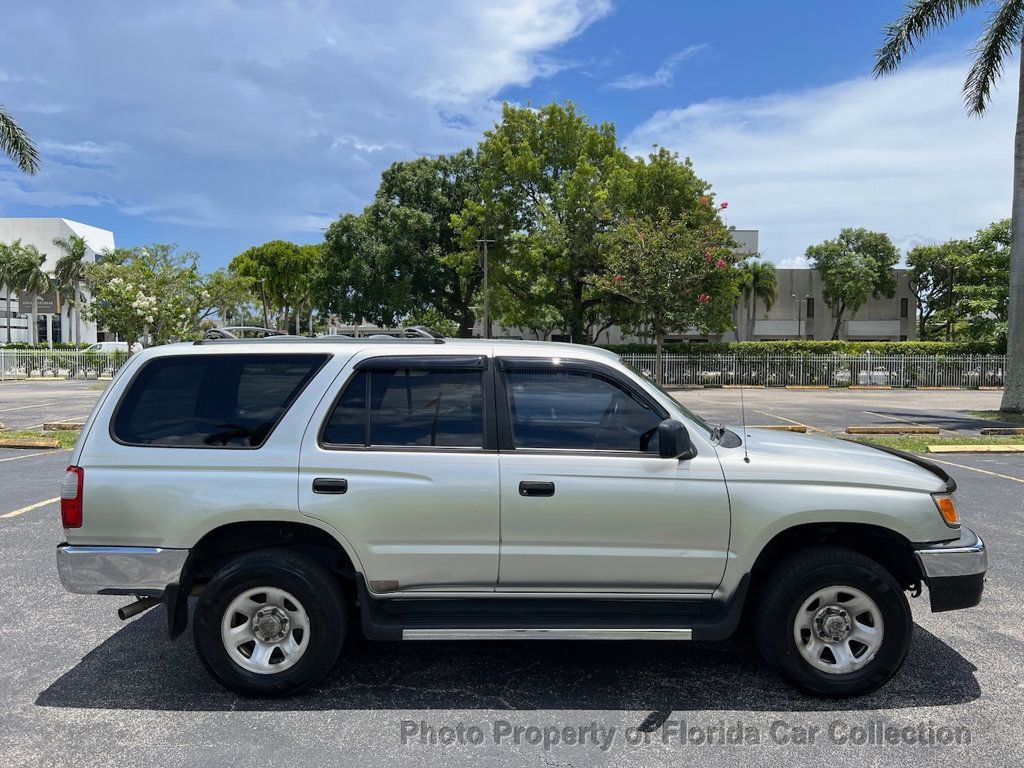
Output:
[
  {"xmin": 928, "ymin": 458, "xmax": 1024, "ymax": 485},
  {"xmin": 1, "ymin": 497, "xmax": 60, "ymax": 519}
]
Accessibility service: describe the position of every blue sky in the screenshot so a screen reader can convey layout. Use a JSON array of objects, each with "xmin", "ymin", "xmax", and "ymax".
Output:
[{"xmin": 0, "ymin": 1, "xmax": 1010, "ymax": 270}]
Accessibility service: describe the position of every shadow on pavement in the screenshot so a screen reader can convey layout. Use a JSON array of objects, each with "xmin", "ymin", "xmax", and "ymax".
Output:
[{"xmin": 37, "ymin": 606, "xmax": 980, "ymax": 714}]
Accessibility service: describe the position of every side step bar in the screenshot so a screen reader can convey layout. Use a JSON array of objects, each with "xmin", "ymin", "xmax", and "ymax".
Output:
[{"xmin": 402, "ymin": 628, "xmax": 693, "ymax": 641}]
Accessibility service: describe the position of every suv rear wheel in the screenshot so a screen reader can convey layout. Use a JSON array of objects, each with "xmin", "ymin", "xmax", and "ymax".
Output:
[
  {"xmin": 193, "ymin": 549, "xmax": 346, "ymax": 697},
  {"xmin": 753, "ymin": 545, "xmax": 912, "ymax": 697}
]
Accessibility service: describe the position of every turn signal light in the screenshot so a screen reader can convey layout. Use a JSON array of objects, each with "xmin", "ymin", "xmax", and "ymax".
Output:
[
  {"xmin": 61, "ymin": 466, "xmax": 84, "ymax": 529},
  {"xmin": 933, "ymin": 493, "xmax": 959, "ymax": 528}
]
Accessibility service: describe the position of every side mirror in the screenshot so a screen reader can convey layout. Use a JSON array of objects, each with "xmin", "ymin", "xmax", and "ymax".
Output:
[{"xmin": 658, "ymin": 418, "xmax": 694, "ymax": 459}]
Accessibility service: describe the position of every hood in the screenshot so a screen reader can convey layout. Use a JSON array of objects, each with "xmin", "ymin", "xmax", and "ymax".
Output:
[{"xmin": 714, "ymin": 427, "xmax": 952, "ymax": 494}]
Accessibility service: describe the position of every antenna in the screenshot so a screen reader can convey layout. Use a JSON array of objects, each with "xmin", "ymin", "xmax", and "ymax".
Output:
[{"xmin": 739, "ymin": 377, "xmax": 750, "ymax": 463}]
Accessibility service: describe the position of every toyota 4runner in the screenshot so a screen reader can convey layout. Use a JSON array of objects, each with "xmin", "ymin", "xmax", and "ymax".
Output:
[{"xmin": 55, "ymin": 335, "xmax": 987, "ymax": 697}]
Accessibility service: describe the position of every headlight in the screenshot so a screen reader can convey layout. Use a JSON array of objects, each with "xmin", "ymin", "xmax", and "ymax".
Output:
[{"xmin": 932, "ymin": 493, "xmax": 960, "ymax": 528}]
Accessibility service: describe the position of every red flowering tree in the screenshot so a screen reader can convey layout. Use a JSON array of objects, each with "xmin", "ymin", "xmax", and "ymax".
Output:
[{"xmin": 597, "ymin": 211, "xmax": 741, "ymax": 383}]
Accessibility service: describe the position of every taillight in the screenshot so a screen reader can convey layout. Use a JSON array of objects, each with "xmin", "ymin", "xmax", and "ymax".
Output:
[{"xmin": 61, "ymin": 466, "xmax": 84, "ymax": 528}]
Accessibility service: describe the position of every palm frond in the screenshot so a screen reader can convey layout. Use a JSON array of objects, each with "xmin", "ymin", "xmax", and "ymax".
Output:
[
  {"xmin": 0, "ymin": 104, "xmax": 40, "ymax": 175},
  {"xmin": 874, "ymin": 0, "xmax": 985, "ymax": 77},
  {"xmin": 964, "ymin": 0, "xmax": 1024, "ymax": 114}
]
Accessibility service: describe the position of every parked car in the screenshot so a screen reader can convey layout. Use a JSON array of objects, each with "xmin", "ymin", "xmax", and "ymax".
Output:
[
  {"xmin": 83, "ymin": 341, "xmax": 139, "ymax": 353},
  {"xmin": 55, "ymin": 337, "xmax": 986, "ymax": 698}
]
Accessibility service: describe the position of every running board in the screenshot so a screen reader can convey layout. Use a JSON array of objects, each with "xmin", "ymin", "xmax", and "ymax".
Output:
[{"xmin": 402, "ymin": 628, "xmax": 693, "ymax": 641}]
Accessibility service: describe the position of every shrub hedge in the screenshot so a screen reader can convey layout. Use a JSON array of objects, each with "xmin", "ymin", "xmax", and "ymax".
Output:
[{"xmin": 601, "ymin": 340, "xmax": 1005, "ymax": 356}]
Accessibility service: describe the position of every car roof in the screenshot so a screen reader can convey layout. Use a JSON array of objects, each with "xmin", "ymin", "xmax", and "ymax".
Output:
[{"xmin": 141, "ymin": 337, "xmax": 620, "ymax": 363}]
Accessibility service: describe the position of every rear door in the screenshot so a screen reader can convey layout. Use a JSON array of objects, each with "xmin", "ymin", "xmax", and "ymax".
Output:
[
  {"xmin": 495, "ymin": 356, "xmax": 730, "ymax": 594},
  {"xmin": 298, "ymin": 352, "xmax": 500, "ymax": 593}
]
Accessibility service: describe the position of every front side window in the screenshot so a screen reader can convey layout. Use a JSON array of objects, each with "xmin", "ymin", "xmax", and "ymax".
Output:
[
  {"xmin": 322, "ymin": 367, "xmax": 484, "ymax": 448},
  {"xmin": 113, "ymin": 354, "xmax": 328, "ymax": 448},
  {"xmin": 503, "ymin": 366, "xmax": 662, "ymax": 452}
]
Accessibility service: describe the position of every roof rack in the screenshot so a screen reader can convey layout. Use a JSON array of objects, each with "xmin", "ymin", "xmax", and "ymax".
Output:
[{"xmin": 194, "ymin": 326, "xmax": 446, "ymax": 345}]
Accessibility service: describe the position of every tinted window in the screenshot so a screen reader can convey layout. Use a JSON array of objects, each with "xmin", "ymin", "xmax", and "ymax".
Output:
[
  {"xmin": 504, "ymin": 367, "xmax": 662, "ymax": 452},
  {"xmin": 113, "ymin": 354, "xmax": 327, "ymax": 448},
  {"xmin": 322, "ymin": 368, "xmax": 484, "ymax": 448}
]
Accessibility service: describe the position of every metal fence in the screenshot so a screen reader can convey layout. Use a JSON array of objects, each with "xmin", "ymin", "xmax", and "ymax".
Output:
[
  {"xmin": 0, "ymin": 350, "xmax": 130, "ymax": 382},
  {"xmin": 619, "ymin": 353, "xmax": 1008, "ymax": 389}
]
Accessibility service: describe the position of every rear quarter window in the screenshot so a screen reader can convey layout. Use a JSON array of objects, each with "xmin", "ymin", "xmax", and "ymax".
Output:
[{"xmin": 112, "ymin": 353, "xmax": 328, "ymax": 448}]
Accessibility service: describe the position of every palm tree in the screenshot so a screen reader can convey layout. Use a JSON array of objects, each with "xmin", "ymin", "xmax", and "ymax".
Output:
[
  {"xmin": 875, "ymin": 0, "xmax": 1024, "ymax": 411},
  {"xmin": 0, "ymin": 242, "xmax": 21, "ymax": 344},
  {"xmin": 52, "ymin": 235, "xmax": 88, "ymax": 346},
  {"xmin": 13, "ymin": 245, "xmax": 51, "ymax": 346},
  {"xmin": 0, "ymin": 104, "xmax": 39, "ymax": 175},
  {"xmin": 737, "ymin": 260, "xmax": 778, "ymax": 339}
]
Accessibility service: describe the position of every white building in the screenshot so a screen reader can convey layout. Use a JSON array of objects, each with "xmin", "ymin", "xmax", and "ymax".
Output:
[{"xmin": 0, "ymin": 218, "xmax": 115, "ymax": 345}]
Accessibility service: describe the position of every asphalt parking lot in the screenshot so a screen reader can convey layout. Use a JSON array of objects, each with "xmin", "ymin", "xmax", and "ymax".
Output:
[{"xmin": 1, "ymin": 384, "xmax": 1022, "ymax": 767}]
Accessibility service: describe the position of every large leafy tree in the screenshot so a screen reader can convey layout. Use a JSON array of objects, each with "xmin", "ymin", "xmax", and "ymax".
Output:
[
  {"xmin": 0, "ymin": 240, "xmax": 32, "ymax": 343},
  {"xmin": 907, "ymin": 241, "xmax": 959, "ymax": 340},
  {"xmin": 874, "ymin": 0, "xmax": 1024, "ymax": 408},
  {"xmin": 314, "ymin": 151, "xmax": 483, "ymax": 336},
  {"xmin": 230, "ymin": 240, "xmax": 312, "ymax": 331},
  {"xmin": 806, "ymin": 228, "xmax": 899, "ymax": 339},
  {"xmin": 460, "ymin": 102, "xmax": 627, "ymax": 343},
  {"xmin": 0, "ymin": 104, "xmax": 39, "ymax": 175},
  {"xmin": 52, "ymin": 234, "xmax": 89, "ymax": 345},
  {"xmin": 597, "ymin": 212, "xmax": 741, "ymax": 382}
]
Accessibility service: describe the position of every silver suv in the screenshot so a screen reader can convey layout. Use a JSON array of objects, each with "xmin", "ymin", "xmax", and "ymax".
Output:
[{"xmin": 55, "ymin": 337, "xmax": 986, "ymax": 698}]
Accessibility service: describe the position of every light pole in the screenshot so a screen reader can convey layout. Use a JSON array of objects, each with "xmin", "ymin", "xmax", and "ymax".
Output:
[
  {"xmin": 792, "ymin": 292, "xmax": 811, "ymax": 339},
  {"xmin": 475, "ymin": 238, "xmax": 495, "ymax": 339},
  {"xmin": 258, "ymin": 278, "xmax": 270, "ymax": 330}
]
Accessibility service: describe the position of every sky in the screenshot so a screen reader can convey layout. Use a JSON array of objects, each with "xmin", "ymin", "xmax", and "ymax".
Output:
[{"xmin": 0, "ymin": 0, "xmax": 1012, "ymax": 270}]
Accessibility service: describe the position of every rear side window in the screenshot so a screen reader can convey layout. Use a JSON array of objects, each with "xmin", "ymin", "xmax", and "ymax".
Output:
[
  {"xmin": 322, "ymin": 367, "xmax": 484, "ymax": 448},
  {"xmin": 113, "ymin": 354, "xmax": 328, "ymax": 448}
]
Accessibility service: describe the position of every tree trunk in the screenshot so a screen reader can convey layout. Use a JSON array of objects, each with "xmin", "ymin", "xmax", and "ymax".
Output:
[
  {"xmin": 31, "ymin": 294, "xmax": 39, "ymax": 346},
  {"xmin": 1001, "ymin": 41, "xmax": 1024, "ymax": 412},
  {"xmin": 831, "ymin": 304, "xmax": 845, "ymax": 340},
  {"xmin": 655, "ymin": 331, "xmax": 665, "ymax": 386},
  {"xmin": 918, "ymin": 300, "xmax": 926, "ymax": 340},
  {"xmin": 748, "ymin": 296, "xmax": 757, "ymax": 340},
  {"xmin": 74, "ymin": 280, "xmax": 82, "ymax": 346},
  {"xmin": 295, "ymin": 308, "xmax": 300, "ymax": 336},
  {"xmin": 4, "ymin": 288, "xmax": 11, "ymax": 343}
]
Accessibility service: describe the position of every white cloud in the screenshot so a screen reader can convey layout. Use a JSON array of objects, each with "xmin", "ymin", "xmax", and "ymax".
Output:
[
  {"xmin": 607, "ymin": 44, "xmax": 707, "ymax": 90},
  {"xmin": 626, "ymin": 57, "xmax": 1015, "ymax": 263},
  {"xmin": 1, "ymin": 0, "xmax": 609, "ymax": 248}
]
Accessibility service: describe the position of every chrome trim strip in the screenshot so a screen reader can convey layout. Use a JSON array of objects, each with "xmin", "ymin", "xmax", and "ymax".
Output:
[
  {"xmin": 56, "ymin": 544, "xmax": 189, "ymax": 595},
  {"xmin": 914, "ymin": 527, "xmax": 987, "ymax": 579},
  {"xmin": 401, "ymin": 628, "xmax": 693, "ymax": 641}
]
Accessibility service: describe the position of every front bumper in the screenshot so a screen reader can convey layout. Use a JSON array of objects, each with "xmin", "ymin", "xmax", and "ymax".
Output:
[
  {"xmin": 56, "ymin": 544, "xmax": 189, "ymax": 596},
  {"xmin": 913, "ymin": 527, "xmax": 987, "ymax": 612}
]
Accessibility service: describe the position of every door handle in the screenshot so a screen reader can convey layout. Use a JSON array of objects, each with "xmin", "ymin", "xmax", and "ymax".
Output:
[
  {"xmin": 519, "ymin": 480, "xmax": 555, "ymax": 497},
  {"xmin": 312, "ymin": 478, "xmax": 348, "ymax": 494}
]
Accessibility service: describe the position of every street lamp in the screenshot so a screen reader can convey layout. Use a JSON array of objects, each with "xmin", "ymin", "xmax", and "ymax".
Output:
[
  {"xmin": 792, "ymin": 292, "xmax": 811, "ymax": 339},
  {"xmin": 475, "ymin": 238, "xmax": 495, "ymax": 339},
  {"xmin": 258, "ymin": 278, "xmax": 270, "ymax": 330}
]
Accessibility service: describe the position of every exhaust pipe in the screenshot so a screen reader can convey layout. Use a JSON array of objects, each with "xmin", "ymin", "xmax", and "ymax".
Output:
[{"xmin": 117, "ymin": 596, "xmax": 161, "ymax": 621}]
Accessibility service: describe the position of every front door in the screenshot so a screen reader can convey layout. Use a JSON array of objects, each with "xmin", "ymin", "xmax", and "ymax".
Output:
[
  {"xmin": 299, "ymin": 353, "xmax": 499, "ymax": 593},
  {"xmin": 495, "ymin": 357, "xmax": 730, "ymax": 594}
]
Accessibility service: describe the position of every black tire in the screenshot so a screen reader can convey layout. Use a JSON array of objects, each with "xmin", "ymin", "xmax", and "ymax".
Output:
[
  {"xmin": 193, "ymin": 548, "xmax": 346, "ymax": 697},
  {"xmin": 753, "ymin": 545, "xmax": 912, "ymax": 697}
]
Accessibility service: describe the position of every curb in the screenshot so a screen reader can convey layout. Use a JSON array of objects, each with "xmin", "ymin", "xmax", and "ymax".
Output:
[
  {"xmin": 0, "ymin": 437, "xmax": 61, "ymax": 449},
  {"xmin": 846, "ymin": 426, "xmax": 939, "ymax": 435},
  {"xmin": 43, "ymin": 422, "xmax": 84, "ymax": 431},
  {"xmin": 927, "ymin": 445, "xmax": 1024, "ymax": 454},
  {"xmin": 750, "ymin": 425, "xmax": 807, "ymax": 433}
]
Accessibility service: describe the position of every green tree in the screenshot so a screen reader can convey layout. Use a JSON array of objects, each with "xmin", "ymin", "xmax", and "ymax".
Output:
[
  {"xmin": 230, "ymin": 240, "xmax": 313, "ymax": 331},
  {"xmin": 52, "ymin": 234, "xmax": 89, "ymax": 345},
  {"xmin": 0, "ymin": 240, "xmax": 29, "ymax": 343},
  {"xmin": 806, "ymin": 228, "xmax": 899, "ymax": 339},
  {"xmin": 315, "ymin": 151, "xmax": 483, "ymax": 336},
  {"xmin": 11, "ymin": 244, "xmax": 51, "ymax": 345},
  {"xmin": 874, "ymin": 0, "xmax": 1024, "ymax": 409},
  {"xmin": 596, "ymin": 213, "xmax": 741, "ymax": 382},
  {"xmin": 82, "ymin": 244, "xmax": 203, "ymax": 348},
  {"xmin": 735, "ymin": 259, "xmax": 778, "ymax": 339},
  {"xmin": 461, "ymin": 102, "xmax": 627, "ymax": 342},
  {"xmin": 199, "ymin": 268, "xmax": 255, "ymax": 327},
  {"xmin": 0, "ymin": 104, "xmax": 39, "ymax": 175},
  {"xmin": 907, "ymin": 241, "xmax": 958, "ymax": 340}
]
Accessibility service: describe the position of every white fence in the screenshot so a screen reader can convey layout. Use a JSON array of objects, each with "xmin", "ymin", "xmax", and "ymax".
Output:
[
  {"xmin": 0, "ymin": 350, "xmax": 130, "ymax": 382},
  {"xmin": 619, "ymin": 353, "xmax": 1008, "ymax": 389}
]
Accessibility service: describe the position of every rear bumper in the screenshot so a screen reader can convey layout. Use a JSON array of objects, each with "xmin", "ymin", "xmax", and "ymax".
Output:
[
  {"xmin": 913, "ymin": 527, "xmax": 987, "ymax": 612},
  {"xmin": 56, "ymin": 544, "xmax": 189, "ymax": 596}
]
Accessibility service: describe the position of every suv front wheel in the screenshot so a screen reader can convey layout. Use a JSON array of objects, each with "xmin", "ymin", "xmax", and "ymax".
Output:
[
  {"xmin": 193, "ymin": 549, "xmax": 346, "ymax": 697},
  {"xmin": 753, "ymin": 546, "xmax": 912, "ymax": 697}
]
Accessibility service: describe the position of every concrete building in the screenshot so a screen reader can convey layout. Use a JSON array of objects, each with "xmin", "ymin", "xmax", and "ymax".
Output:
[{"xmin": 0, "ymin": 218, "xmax": 114, "ymax": 345}]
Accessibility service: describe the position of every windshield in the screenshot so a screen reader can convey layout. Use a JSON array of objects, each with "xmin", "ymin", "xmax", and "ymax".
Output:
[{"xmin": 622, "ymin": 361, "xmax": 713, "ymax": 436}]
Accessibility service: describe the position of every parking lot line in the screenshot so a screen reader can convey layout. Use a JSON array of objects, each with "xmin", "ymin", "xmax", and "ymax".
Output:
[
  {"xmin": 0, "ymin": 401, "xmax": 58, "ymax": 413},
  {"xmin": 0, "ymin": 449, "xmax": 69, "ymax": 463},
  {"xmin": 928, "ymin": 458, "xmax": 1024, "ymax": 484},
  {"xmin": 862, "ymin": 410, "xmax": 941, "ymax": 432},
  {"xmin": 1, "ymin": 497, "xmax": 60, "ymax": 519},
  {"xmin": 751, "ymin": 408, "xmax": 817, "ymax": 432}
]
